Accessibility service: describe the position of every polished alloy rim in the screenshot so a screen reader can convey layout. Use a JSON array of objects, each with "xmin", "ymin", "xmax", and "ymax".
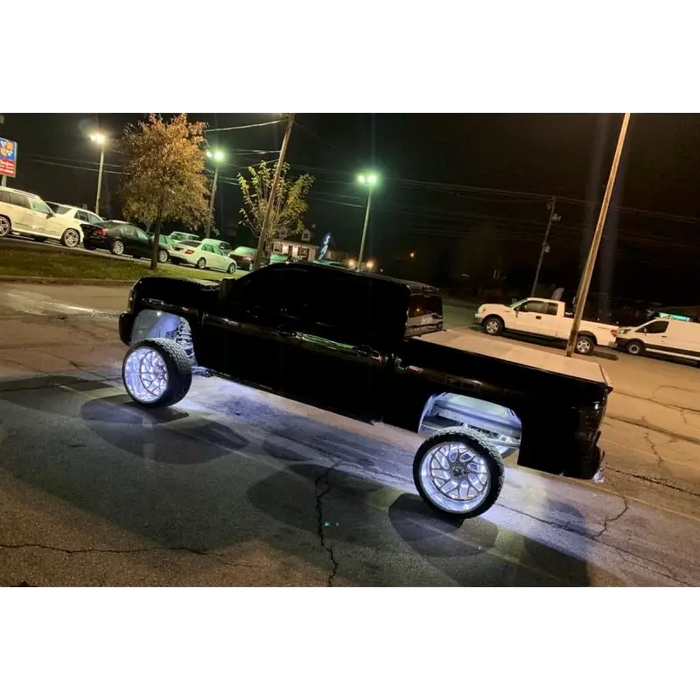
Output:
[
  {"xmin": 486, "ymin": 320, "xmax": 499, "ymax": 334},
  {"xmin": 113, "ymin": 241, "xmax": 124, "ymax": 254},
  {"xmin": 0, "ymin": 218, "xmax": 9, "ymax": 236},
  {"xmin": 629, "ymin": 344, "xmax": 640, "ymax": 355},
  {"xmin": 197, "ymin": 258, "xmax": 206, "ymax": 268},
  {"xmin": 159, "ymin": 250, "xmax": 168, "ymax": 262},
  {"xmin": 419, "ymin": 441, "xmax": 491, "ymax": 513},
  {"xmin": 124, "ymin": 347, "xmax": 169, "ymax": 403},
  {"xmin": 576, "ymin": 338, "xmax": 592, "ymax": 354},
  {"xmin": 64, "ymin": 230, "xmax": 79, "ymax": 247}
]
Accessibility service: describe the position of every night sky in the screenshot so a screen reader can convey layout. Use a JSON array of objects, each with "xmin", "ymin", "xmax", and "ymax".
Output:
[{"xmin": 3, "ymin": 113, "xmax": 700, "ymax": 305}]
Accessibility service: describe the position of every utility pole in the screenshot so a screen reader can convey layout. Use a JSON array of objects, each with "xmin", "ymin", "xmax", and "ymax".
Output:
[
  {"xmin": 205, "ymin": 162, "xmax": 221, "ymax": 237},
  {"xmin": 565, "ymin": 113, "xmax": 631, "ymax": 357},
  {"xmin": 531, "ymin": 197, "xmax": 560, "ymax": 296},
  {"xmin": 95, "ymin": 144, "xmax": 105, "ymax": 215},
  {"xmin": 358, "ymin": 187, "xmax": 373, "ymax": 268},
  {"xmin": 253, "ymin": 113, "xmax": 295, "ymax": 270}
]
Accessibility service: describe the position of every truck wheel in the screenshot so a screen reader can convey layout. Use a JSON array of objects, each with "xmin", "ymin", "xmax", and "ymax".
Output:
[
  {"xmin": 626, "ymin": 340, "xmax": 644, "ymax": 356},
  {"xmin": 122, "ymin": 338, "xmax": 192, "ymax": 408},
  {"xmin": 413, "ymin": 427, "xmax": 505, "ymax": 522},
  {"xmin": 483, "ymin": 315, "xmax": 504, "ymax": 336},
  {"xmin": 575, "ymin": 334, "xmax": 595, "ymax": 355}
]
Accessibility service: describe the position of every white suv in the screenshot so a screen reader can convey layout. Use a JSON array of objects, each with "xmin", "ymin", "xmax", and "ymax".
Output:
[
  {"xmin": 0, "ymin": 187, "xmax": 84, "ymax": 248},
  {"xmin": 47, "ymin": 202, "xmax": 104, "ymax": 226}
]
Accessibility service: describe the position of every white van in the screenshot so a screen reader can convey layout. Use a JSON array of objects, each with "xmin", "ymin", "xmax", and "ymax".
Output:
[
  {"xmin": 0, "ymin": 186, "xmax": 83, "ymax": 247},
  {"xmin": 616, "ymin": 318, "xmax": 700, "ymax": 362}
]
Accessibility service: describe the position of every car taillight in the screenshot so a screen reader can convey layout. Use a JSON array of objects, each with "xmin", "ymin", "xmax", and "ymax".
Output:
[
  {"xmin": 611, "ymin": 329, "xmax": 618, "ymax": 337},
  {"xmin": 185, "ymin": 249, "xmax": 195, "ymax": 254},
  {"xmin": 95, "ymin": 227, "xmax": 106, "ymax": 237}
]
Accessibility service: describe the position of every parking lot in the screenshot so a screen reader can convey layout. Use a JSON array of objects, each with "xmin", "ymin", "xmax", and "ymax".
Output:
[{"xmin": 0, "ymin": 283, "xmax": 699, "ymax": 586}]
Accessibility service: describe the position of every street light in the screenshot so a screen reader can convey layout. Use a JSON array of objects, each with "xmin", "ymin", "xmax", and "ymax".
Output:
[
  {"xmin": 205, "ymin": 149, "xmax": 225, "ymax": 237},
  {"xmin": 566, "ymin": 109, "xmax": 632, "ymax": 357},
  {"xmin": 357, "ymin": 171, "xmax": 379, "ymax": 270},
  {"xmin": 409, "ymin": 251, "xmax": 415, "ymax": 259},
  {"xmin": 90, "ymin": 132, "xmax": 107, "ymax": 216}
]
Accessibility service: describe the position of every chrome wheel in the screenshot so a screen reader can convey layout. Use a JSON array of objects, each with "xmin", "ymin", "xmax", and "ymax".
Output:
[
  {"xmin": 196, "ymin": 258, "xmax": 206, "ymax": 269},
  {"xmin": 419, "ymin": 441, "xmax": 491, "ymax": 514},
  {"xmin": 0, "ymin": 216, "xmax": 10, "ymax": 237},
  {"xmin": 158, "ymin": 249, "xmax": 169, "ymax": 263},
  {"xmin": 576, "ymin": 337, "xmax": 593, "ymax": 355},
  {"xmin": 112, "ymin": 240, "xmax": 125, "ymax": 255},
  {"xmin": 123, "ymin": 347, "xmax": 169, "ymax": 404},
  {"xmin": 485, "ymin": 319, "xmax": 500, "ymax": 335},
  {"xmin": 627, "ymin": 341, "xmax": 642, "ymax": 356}
]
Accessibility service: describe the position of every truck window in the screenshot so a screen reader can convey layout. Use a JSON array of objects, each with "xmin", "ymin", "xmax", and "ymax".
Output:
[
  {"xmin": 642, "ymin": 320, "xmax": 669, "ymax": 334},
  {"xmin": 238, "ymin": 267, "xmax": 311, "ymax": 318},
  {"xmin": 519, "ymin": 300, "xmax": 548, "ymax": 314},
  {"xmin": 545, "ymin": 302, "xmax": 559, "ymax": 316}
]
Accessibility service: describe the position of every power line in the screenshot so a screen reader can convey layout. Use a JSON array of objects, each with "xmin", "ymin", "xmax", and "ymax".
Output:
[{"xmin": 206, "ymin": 119, "xmax": 282, "ymax": 133}]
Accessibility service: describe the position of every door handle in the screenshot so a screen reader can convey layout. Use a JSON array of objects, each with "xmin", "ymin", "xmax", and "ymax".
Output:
[
  {"xmin": 661, "ymin": 335, "xmax": 667, "ymax": 338},
  {"xmin": 535, "ymin": 315, "xmax": 542, "ymax": 319}
]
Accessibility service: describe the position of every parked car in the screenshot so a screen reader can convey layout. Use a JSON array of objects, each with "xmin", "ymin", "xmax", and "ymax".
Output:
[
  {"xmin": 475, "ymin": 297, "xmax": 619, "ymax": 355},
  {"xmin": 82, "ymin": 221, "xmax": 172, "ymax": 263},
  {"xmin": 0, "ymin": 186, "xmax": 83, "ymax": 247},
  {"xmin": 616, "ymin": 318, "xmax": 700, "ymax": 363},
  {"xmin": 118, "ymin": 263, "xmax": 611, "ymax": 522},
  {"xmin": 47, "ymin": 202, "xmax": 104, "ymax": 226},
  {"xmin": 229, "ymin": 246, "xmax": 256, "ymax": 270},
  {"xmin": 170, "ymin": 232, "xmax": 201, "ymax": 244},
  {"xmin": 168, "ymin": 239, "xmax": 237, "ymax": 273},
  {"xmin": 199, "ymin": 238, "xmax": 233, "ymax": 255}
]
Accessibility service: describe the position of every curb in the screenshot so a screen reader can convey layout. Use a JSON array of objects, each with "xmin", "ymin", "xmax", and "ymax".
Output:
[{"xmin": 0, "ymin": 275, "xmax": 136, "ymax": 286}]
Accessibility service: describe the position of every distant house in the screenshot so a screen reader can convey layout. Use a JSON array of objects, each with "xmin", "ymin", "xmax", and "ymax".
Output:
[{"xmin": 270, "ymin": 229, "xmax": 351, "ymax": 264}]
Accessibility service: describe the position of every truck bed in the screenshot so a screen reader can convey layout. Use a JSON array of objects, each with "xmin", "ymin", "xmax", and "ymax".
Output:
[{"xmin": 416, "ymin": 328, "xmax": 612, "ymax": 386}]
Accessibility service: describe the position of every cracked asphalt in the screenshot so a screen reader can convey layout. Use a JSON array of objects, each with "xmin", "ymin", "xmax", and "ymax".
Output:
[{"xmin": 1, "ymin": 283, "xmax": 700, "ymax": 586}]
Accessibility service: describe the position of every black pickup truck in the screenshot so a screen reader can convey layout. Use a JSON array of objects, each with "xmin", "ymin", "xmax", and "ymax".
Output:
[{"xmin": 118, "ymin": 262, "xmax": 611, "ymax": 521}]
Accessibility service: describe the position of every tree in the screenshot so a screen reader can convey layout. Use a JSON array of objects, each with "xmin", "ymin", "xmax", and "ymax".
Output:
[
  {"xmin": 237, "ymin": 162, "xmax": 314, "ymax": 246},
  {"xmin": 120, "ymin": 114, "xmax": 210, "ymax": 270}
]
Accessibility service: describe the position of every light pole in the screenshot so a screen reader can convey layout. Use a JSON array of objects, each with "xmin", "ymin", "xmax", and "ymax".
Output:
[
  {"xmin": 565, "ymin": 113, "xmax": 631, "ymax": 357},
  {"xmin": 253, "ymin": 113, "xmax": 296, "ymax": 270},
  {"xmin": 90, "ymin": 132, "xmax": 106, "ymax": 215},
  {"xmin": 205, "ymin": 149, "xmax": 225, "ymax": 237},
  {"xmin": 357, "ymin": 172, "xmax": 379, "ymax": 270},
  {"xmin": 531, "ymin": 197, "xmax": 561, "ymax": 296}
]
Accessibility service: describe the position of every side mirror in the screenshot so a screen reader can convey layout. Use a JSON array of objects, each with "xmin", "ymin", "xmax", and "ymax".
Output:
[{"xmin": 47, "ymin": 211, "xmax": 55, "ymax": 218}]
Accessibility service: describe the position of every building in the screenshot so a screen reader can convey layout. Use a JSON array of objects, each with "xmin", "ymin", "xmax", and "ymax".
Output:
[{"xmin": 270, "ymin": 229, "xmax": 351, "ymax": 265}]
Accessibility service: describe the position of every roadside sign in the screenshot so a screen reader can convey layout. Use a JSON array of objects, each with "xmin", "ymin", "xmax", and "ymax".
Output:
[{"xmin": 0, "ymin": 137, "xmax": 17, "ymax": 177}]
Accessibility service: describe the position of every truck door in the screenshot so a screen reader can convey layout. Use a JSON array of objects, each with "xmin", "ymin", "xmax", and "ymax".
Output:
[
  {"xmin": 200, "ymin": 266, "xmax": 305, "ymax": 393},
  {"xmin": 512, "ymin": 300, "xmax": 550, "ymax": 335},
  {"xmin": 279, "ymin": 271, "xmax": 388, "ymax": 421}
]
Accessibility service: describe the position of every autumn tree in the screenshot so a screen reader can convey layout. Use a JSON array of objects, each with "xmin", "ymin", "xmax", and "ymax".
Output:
[
  {"xmin": 120, "ymin": 113, "xmax": 210, "ymax": 270},
  {"xmin": 237, "ymin": 162, "xmax": 314, "ymax": 254}
]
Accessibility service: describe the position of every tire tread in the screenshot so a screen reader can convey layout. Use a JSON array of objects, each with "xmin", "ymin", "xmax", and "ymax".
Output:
[
  {"xmin": 123, "ymin": 338, "xmax": 193, "ymax": 408},
  {"xmin": 413, "ymin": 426, "xmax": 505, "ymax": 521}
]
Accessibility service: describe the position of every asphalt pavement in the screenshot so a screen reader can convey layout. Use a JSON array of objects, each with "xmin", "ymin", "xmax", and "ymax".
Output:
[{"xmin": 1, "ymin": 283, "xmax": 699, "ymax": 586}]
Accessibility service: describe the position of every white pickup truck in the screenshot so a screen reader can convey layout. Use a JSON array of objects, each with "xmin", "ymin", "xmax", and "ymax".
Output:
[{"xmin": 474, "ymin": 297, "xmax": 618, "ymax": 355}]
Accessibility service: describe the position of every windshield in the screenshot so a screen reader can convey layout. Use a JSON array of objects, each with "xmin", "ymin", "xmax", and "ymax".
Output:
[
  {"xmin": 508, "ymin": 299, "xmax": 527, "ymax": 308},
  {"xmin": 49, "ymin": 204, "xmax": 71, "ymax": 215}
]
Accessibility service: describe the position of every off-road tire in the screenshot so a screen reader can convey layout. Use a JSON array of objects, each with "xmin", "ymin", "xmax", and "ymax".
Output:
[
  {"xmin": 413, "ymin": 427, "xmax": 505, "ymax": 522},
  {"xmin": 122, "ymin": 338, "xmax": 193, "ymax": 408}
]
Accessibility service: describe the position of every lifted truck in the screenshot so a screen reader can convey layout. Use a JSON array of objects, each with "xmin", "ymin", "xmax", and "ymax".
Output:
[
  {"xmin": 475, "ymin": 297, "xmax": 619, "ymax": 355},
  {"xmin": 118, "ymin": 263, "xmax": 612, "ymax": 521}
]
